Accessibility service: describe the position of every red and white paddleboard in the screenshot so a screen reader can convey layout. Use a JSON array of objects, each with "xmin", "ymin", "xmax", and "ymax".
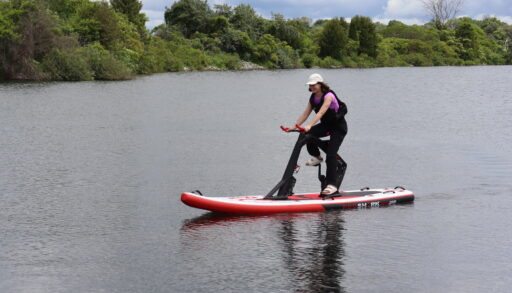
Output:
[{"xmin": 181, "ymin": 187, "xmax": 414, "ymax": 214}]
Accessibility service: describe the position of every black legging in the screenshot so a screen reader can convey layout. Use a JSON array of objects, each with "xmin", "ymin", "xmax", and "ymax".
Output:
[{"xmin": 306, "ymin": 123, "xmax": 346, "ymax": 187}]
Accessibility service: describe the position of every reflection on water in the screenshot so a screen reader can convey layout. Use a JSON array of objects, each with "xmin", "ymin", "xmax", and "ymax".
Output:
[
  {"xmin": 181, "ymin": 211, "xmax": 346, "ymax": 293},
  {"xmin": 279, "ymin": 212, "xmax": 345, "ymax": 293}
]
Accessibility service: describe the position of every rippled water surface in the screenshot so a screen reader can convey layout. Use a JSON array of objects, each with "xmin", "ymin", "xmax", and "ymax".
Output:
[{"xmin": 1, "ymin": 67, "xmax": 512, "ymax": 292}]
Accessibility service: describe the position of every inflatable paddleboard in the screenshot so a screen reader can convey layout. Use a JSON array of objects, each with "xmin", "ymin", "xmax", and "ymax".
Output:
[{"xmin": 181, "ymin": 187, "xmax": 414, "ymax": 214}]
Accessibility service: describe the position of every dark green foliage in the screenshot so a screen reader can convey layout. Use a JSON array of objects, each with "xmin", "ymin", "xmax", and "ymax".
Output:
[
  {"xmin": 164, "ymin": 0, "xmax": 212, "ymax": 38},
  {"xmin": 138, "ymin": 37, "xmax": 182, "ymax": 73},
  {"xmin": 318, "ymin": 18, "xmax": 348, "ymax": 61},
  {"xmin": 0, "ymin": 0, "xmax": 59, "ymax": 79},
  {"xmin": 230, "ymin": 4, "xmax": 267, "ymax": 40},
  {"xmin": 349, "ymin": 16, "xmax": 378, "ymax": 57},
  {"xmin": 48, "ymin": 0, "xmax": 87, "ymax": 19},
  {"xmin": 72, "ymin": 1, "xmax": 123, "ymax": 49},
  {"xmin": 40, "ymin": 43, "xmax": 132, "ymax": 80},
  {"xmin": 218, "ymin": 28, "xmax": 254, "ymax": 58},
  {"xmin": 207, "ymin": 15, "xmax": 229, "ymax": 34},
  {"xmin": 110, "ymin": 0, "xmax": 146, "ymax": 30},
  {"xmin": 275, "ymin": 44, "xmax": 300, "ymax": 69},
  {"xmin": 318, "ymin": 56, "xmax": 342, "ymax": 68},
  {"xmin": 206, "ymin": 51, "xmax": 241, "ymax": 70},
  {"xmin": 252, "ymin": 34, "xmax": 279, "ymax": 66},
  {"xmin": 455, "ymin": 22, "xmax": 480, "ymax": 60},
  {"xmin": 40, "ymin": 48, "xmax": 94, "ymax": 80},
  {"xmin": 251, "ymin": 34, "xmax": 299, "ymax": 68},
  {"xmin": 379, "ymin": 22, "xmax": 439, "ymax": 42},
  {"xmin": 301, "ymin": 53, "xmax": 318, "ymax": 68},
  {"xmin": 268, "ymin": 14, "xmax": 304, "ymax": 50},
  {"xmin": 81, "ymin": 43, "xmax": 132, "ymax": 79},
  {"xmin": 213, "ymin": 4, "xmax": 232, "ymax": 19}
]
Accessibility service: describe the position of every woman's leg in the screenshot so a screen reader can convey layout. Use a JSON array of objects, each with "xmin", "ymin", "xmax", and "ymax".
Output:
[
  {"xmin": 325, "ymin": 130, "xmax": 346, "ymax": 186},
  {"xmin": 306, "ymin": 124, "xmax": 329, "ymax": 157}
]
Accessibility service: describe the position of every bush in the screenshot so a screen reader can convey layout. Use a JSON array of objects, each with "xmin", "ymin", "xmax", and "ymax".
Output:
[
  {"xmin": 345, "ymin": 54, "xmax": 376, "ymax": 67},
  {"xmin": 207, "ymin": 51, "xmax": 241, "ymax": 69},
  {"xmin": 431, "ymin": 41, "xmax": 462, "ymax": 65},
  {"xmin": 40, "ymin": 43, "xmax": 133, "ymax": 81},
  {"xmin": 81, "ymin": 43, "xmax": 132, "ymax": 79},
  {"xmin": 402, "ymin": 53, "xmax": 432, "ymax": 66},
  {"xmin": 218, "ymin": 28, "xmax": 254, "ymax": 58},
  {"xmin": 40, "ymin": 48, "xmax": 94, "ymax": 81},
  {"xmin": 252, "ymin": 34, "xmax": 279, "ymax": 65},
  {"xmin": 275, "ymin": 45, "xmax": 300, "ymax": 69},
  {"xmin": 318, "ymin": 56, "xmax": 342, "ymax": 68},
  {"xmin": 170, "ymin": 42, "xmax": 209, "ymax": 70},
  {"xmin": 301, "ymin": 53, "xmax": 319, "ymax": 68},
  {"xmin": 139, "ymin": 37, "xmax": 183, "ymax": 73}
]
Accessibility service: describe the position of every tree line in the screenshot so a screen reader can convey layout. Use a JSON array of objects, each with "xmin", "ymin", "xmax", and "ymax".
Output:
[{"xmin": 1, "ymin": 0, "xmax": 511, "ymax": 81}]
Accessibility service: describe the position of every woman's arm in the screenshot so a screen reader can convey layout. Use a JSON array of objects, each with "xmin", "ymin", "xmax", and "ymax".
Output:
[
  {"xmin": 305, "ymin": 96, "xmax": 332, "ymax": 131},
  {"xmin": 295, "ymin": 102, "xmax": 313, "ymax": 126}
]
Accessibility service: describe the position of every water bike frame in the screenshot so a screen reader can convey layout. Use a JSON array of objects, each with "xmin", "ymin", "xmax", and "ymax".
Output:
[{"xmin": 264, "ymin": 125, "xmax": 347, "ymax": 200}]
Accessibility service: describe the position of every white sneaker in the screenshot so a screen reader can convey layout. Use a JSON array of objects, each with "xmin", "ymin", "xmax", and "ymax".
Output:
[
  {"xmin": 305, "ymin": 156, "xmax": 323, "ymax": 166},
  {"xmin": 321, "ymin": 185, "xmax": 338, "ymax": 195}
]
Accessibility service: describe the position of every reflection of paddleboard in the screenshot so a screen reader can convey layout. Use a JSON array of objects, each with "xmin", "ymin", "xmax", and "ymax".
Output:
[{"xmin": 181, "ymin": 187, "xmax": 414, "ymax": 214}]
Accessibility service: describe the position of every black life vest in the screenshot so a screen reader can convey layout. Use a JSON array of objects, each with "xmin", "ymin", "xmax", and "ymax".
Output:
[{"xmin": 309, "ymin": 90, "xmax": 348, "ymax": 127}]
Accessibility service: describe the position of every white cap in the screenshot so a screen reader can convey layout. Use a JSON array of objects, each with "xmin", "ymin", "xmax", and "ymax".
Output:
[{"xmin": 306, "ymin": 73, "xmax": 324, "ymax": 85}]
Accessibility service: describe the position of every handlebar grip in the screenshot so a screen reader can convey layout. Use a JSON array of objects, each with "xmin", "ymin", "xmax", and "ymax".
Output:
[
  {"xmin": 295, "ymin": 124, "xmax": 306, "ymax": 132},
  {"xmin": 280, "ymin": 125, "xmax": 303, "ymax": 133}
]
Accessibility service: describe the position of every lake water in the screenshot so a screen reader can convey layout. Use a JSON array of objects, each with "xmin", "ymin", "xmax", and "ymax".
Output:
[{"xmin": 1, "ymin": 66, "xmax": 511, "ymax": 292}]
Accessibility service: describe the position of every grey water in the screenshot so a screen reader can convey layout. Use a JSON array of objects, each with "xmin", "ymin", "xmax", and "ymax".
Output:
[{"xmin": 1, "ymin": 66, "xmax": 511, "ymax": 293}]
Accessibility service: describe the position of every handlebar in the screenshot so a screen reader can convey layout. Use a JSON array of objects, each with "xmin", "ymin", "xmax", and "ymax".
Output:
[{"xmin": 280, "ymin": 124, "xmax": 306, "ymax": 133}]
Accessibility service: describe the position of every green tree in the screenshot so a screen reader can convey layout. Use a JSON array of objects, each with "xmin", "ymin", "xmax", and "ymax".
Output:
[
  {"xmin": 110, "ymin": 0, "xmax": 147, "ymax": 30},
  {"xmin": 213, "ymin": 3, "xmax": 232, "ymax": 19},
  {"xmin": 164, "ymin": 0, "xmax": 212, "ymax": 37},
  {"xmin": 267, "ymin": 14, "xmax": 307, "ymax": 50},
  {"xmin": 379, "ymin": 22, "xmax": 439, "ymax": 42},
  {"xmin": 253, "ymin": 34, "xmax": 279, "ymax": 65},
  {"xmin": 218, "ymin": 28, "xmax": 254, "ymax": 58},
  {"xmin": 348, "ymin": 16, "xmax": 362, "ymax": 41},
  {"xmin": 455, "ymin": 21, "xmax": 480, "ymax": 60},
  {"xmin": 48, "ymin": 0, "xmax": 88, "ymax": 19},
  {"xmin": 207, "ymin": 15, "xmax": 229, "ymax": 34},
  {"xmin": 318, "ymin": 18, "xmax": 347, "ymax": 61},
  {"xmin": 230, "ymin": 4, "xmax": 266, "ymax": 40},
  {"xmin": 0, "ymin": 0, "xmax": 59, "ymax": 79},
  {"xmin": 349, "ymin": 16, "xmax": 378, "ymax": 57},
  {"xmin": 71, "ymin": 1, "xmax": 124, "ymax": 49},
  {"xmin": 0, "ymin": 1, "xmax": 20, "ymax": 40}
]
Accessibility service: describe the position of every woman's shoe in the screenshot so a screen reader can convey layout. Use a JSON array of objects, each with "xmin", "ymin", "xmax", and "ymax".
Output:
[
  {"xmin": 321, "ymin": 185, "xmax": 338, "ymax": 195},
  {"xmin": 305, "ymin": 156, "xmax": 323, "ymax": 166}
]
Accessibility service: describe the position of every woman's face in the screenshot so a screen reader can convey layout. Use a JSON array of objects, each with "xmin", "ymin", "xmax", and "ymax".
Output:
[{"xmin": 309, "ymin": 83, "xmax": 321, "ymax": 94}]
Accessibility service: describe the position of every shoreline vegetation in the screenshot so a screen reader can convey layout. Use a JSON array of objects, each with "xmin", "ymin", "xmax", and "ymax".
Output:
[{"xmin": 1, "ymin": 0, "xmax": 511, "ymax": 81}]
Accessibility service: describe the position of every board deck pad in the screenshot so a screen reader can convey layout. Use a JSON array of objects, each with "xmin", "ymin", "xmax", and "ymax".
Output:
[{"xmin": 288, "ymin": 190, "xmax": 382, "ymax": 200}]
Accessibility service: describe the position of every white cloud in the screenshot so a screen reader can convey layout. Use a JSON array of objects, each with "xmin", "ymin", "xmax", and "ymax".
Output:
[
  {"xmin": 142, "ymin": 9, "xmax": 165, "ymax": 29},
  {"xmin": 497, "ymin": 16, "xmax": 512, "ymax": 24},
  {"xmin": 462, "ymin": 0, "xmax": 512, "ymax": 19},
  {"xmin": 373, "ymin": 17, "xmax": 426, "ymax": 25},
  {"xmin": 382, "ymin": 0, "xmax": 425, "ymax": 18},
  {"xmin": 473, "ymin": 13, "xmax": 512, "ymax": 24}
]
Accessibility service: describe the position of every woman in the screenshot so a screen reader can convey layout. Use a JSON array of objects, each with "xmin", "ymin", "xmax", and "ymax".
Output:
[{"xmin": 285, "ymin": 73, "xmax": 348, "ymax": 195}]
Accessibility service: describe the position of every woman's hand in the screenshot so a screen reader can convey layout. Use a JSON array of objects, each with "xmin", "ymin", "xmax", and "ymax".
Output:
[{"xmin": 304, "ymin": 125, "xmax": 312, "ymax": 132}]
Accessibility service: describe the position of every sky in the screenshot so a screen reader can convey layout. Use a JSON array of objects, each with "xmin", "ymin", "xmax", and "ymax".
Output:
[{"xmin": 140, "ymin": 0, "xmax": 512, "ymax": 29}]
